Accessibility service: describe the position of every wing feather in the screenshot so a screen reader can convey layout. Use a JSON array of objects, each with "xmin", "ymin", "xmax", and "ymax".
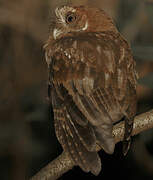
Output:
[
  {"xmin": 46, "ymin": 32, "xmax": 137, "ymax": 174},
  {"xmin": 54, "ymin": 107, "xmax": 90, "ymax": 172},
  {"xmin": 66, "ymin": 107, "xmax": 97, "ymax": 152},
  {"xmin": 64, "ymin": 108, "xmax": 101, "ymax": 174},
  {"xmin": 52, "ymin": 83, "xmax": 101, "ymax": 174}
]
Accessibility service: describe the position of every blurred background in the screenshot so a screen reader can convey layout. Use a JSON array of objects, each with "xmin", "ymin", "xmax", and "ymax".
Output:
[{"xmin": 0, "ymin": 0, "xmax": 153, "ymax": 179}]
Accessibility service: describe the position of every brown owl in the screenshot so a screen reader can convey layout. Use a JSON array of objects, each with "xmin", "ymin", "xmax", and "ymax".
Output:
[{"xmin": 44, "ymin": 5, "xmax": 137, "ymax": 175}]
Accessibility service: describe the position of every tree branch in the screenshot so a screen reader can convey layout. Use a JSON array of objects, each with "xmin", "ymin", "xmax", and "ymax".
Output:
[{"xmin": 30, "ymin": 109, "xmax": 153, "ymax": 180}]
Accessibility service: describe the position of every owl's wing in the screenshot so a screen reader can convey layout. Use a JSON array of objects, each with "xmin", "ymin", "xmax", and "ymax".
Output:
[
  {"xmin": 46, "ymin": 32, "xmax": 137, "ymax": 174},
  {"xmin": 119, "ymin": 43, "xmax": 137, "ymax": 155},
  {"xmin": 49, "ymin": 82, "xmax": 101, "ymax": 175}
]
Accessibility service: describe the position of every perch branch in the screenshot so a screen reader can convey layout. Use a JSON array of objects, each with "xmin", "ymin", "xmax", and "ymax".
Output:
[{"xmin": 30, "ymin": 109, "xmax": 153, "ymax": 180}]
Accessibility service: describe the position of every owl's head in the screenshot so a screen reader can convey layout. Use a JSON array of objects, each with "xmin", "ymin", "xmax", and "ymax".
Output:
[{"xmin": 52, "ymin": 6, "xmax": 116, "ymax": 40}]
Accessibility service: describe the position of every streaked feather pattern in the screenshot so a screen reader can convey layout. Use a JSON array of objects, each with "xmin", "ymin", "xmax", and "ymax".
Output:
[{"xmin": 45, "ymin": 30, "xmax": 137, "ymax": 174}]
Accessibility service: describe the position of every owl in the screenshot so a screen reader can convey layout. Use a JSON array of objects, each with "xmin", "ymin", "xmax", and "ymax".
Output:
[{"xmin": 44, "ymin": 6, "xmax": 137, "ymax": 175}]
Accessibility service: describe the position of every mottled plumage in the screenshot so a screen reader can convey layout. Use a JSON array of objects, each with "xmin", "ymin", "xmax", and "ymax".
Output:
[{"xmin": 44, "ymin": 5, "xmax": 137, "ymax": 175}]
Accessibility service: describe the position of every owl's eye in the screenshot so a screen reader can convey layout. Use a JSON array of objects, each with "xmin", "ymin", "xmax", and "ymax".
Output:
[{"xmin": 66, "ymin": 13, "xmax": 76, "ymax": 24}]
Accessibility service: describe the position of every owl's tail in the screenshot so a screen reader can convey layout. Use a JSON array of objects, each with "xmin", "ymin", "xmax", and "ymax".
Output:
[{"xmin": 54, "ymin": 106, "xmax": 102, "ymax": 175}]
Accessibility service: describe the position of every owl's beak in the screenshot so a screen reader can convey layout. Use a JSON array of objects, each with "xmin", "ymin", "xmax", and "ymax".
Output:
[{"xmin": 53, "ymin": 28, "xmax": 62, "ymax": 39}]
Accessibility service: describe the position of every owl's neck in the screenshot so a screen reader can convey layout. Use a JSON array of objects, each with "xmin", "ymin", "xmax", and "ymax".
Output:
[{"xmin": 84, "ymin": 8, "xmax": 118, "ymax": 33}]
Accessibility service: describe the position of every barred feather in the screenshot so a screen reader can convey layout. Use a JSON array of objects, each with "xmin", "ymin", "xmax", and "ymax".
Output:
[{"xmin": 45, "ymin": 13, "xmax": 137, "ymax": 174}]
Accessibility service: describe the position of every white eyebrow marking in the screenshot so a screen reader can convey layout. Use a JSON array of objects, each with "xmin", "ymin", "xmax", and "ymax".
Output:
[
  {"xmin": 55, "ymin": 7, "xmax": 65, "ymax": 24},
  {"xmin": 60, "ymin": 6, "xmax": 76, "ymax": 13},
  {"xmin": 82, "ymin": 21, "xmax": 88, "ymax": 31},
  {"xmin": 55, "ymin": 7, "xmax": 60, "ymax": 17}
]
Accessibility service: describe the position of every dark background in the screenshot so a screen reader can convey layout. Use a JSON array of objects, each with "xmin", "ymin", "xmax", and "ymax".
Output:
[{"xmin": 0, "ymin": 0, "xmax": 153, "ymax": 179}]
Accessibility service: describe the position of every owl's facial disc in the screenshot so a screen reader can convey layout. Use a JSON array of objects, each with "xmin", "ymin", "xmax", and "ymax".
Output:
[{"xmin": 53, "ymin": 6, "xmax": 88, "ymax": 39}]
